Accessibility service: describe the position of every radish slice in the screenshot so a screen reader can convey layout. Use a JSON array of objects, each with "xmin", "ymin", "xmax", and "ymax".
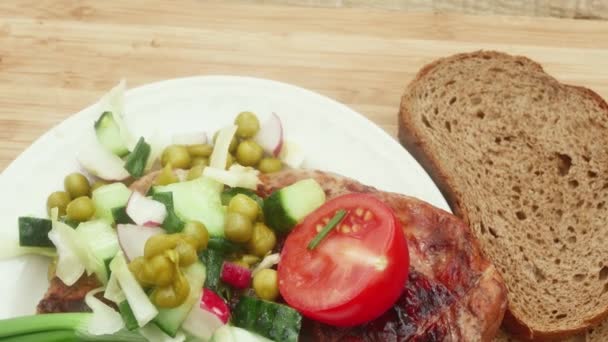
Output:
[
  {"xmin": 126, "ymin": 192, "xmax": 167, "ymax": 226},
  {"xmin": 172, "ymin": 131, "xmax": 208, "ymax": 145},
  {"xmin": 117, "ymin": 224, "xmax": 164, "ymax": 261},
  {"xmin": 255, "ymin": 113, "xmax": 283, "ymax": 156},
  {"xmin": 221, "ymin": 262, "xmax": 252, "ymax": 289},
  {"xmin": 278, "ymin": 140, "xmax": 305, "ymax": 168},
  {"xmin": 181, "ymin": 288, "xmax": 229, "ymax": 340},
  {"xmin": 78, "ymin": 141, "xmax": 130, "ymax": 181},
  {"xmin": 200, "ymin": 288, "xmax": 230, "ymax": 324}
]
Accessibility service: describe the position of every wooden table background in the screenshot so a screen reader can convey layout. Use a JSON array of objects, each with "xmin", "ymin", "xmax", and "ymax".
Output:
[
  {"xmin": 231, "ymin": 0, "xmax": 608, "ymax": 20},
  {"xmin": 0, "ymin": 0, "xmax": 607, "ymax": 174},
  {"xmin": 1, "ymin": 1, "xmax": 608, "ymax": 340}
]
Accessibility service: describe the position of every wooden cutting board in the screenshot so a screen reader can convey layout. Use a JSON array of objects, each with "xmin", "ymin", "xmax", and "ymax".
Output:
[{"xmin": 0, "ymin": 0, "xmax": 607, "ymax": 171}]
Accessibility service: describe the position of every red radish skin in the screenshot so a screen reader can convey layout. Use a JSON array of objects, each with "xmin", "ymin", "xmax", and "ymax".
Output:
[
  {"xmin": 125, "ymin": 191, "xmax": 167, "ymax": 226},
  {"xmin": 220, "ymin": 262, "xmax": 252, "ymax": 289},
  {"xmin": 117, "ymin": 224, "xmax": 164, "ymax": 261},
  {"xmin": 201, "ymin": 288, "xmax": 230, "ymax": 324},
  {"xmin": 182, "ymin": 288, "xmax": 228, "ymax": 340},
  {"xmin": 255, "ymin": 113, "xmax": 283, "ymax": 157}
]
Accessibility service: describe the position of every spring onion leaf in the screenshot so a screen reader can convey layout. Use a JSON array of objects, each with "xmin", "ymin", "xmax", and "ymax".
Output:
[
  {"xmin": 307, "ymin": 210, "xmax": 347, "ymax": 250},
  {"xmin": 139, "ymin": 324, "xmax": 186, "ymax": 342}
]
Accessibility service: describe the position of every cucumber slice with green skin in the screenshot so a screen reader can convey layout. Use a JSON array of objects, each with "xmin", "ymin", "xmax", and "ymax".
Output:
[
  {"xmin": 153, "ymin": 261, "xmax": 206, "ymax": 337},
  {"xmin": 220, "ymin": 188, "xmax": 264, "ymax": 209},
  {"xmin": 18, "ymin": 217, "xmax": 53, "ymax": 247},
  {"xmin": 210, "ymin": 325, "xmax": 273, "ymax": 342},
  {"xmin": 153, "ymin": 177, "xmax": 225, "ymax": 237},
  {"xmin": 94, "ymin": 111, "xmax": 130, "ymax": 157},
  {"xmin": 232, "ymin": 296, "xmax": 301, "ymax": 342},
  {"xmin": 263, "ymin": 178, "xmax": 326, "ymax": 234},
  {"xmin": 111, "ymin": 206, "xmax": 134, "ymax": 225},
  {"xmin": 199, "ymin": 249, "xmax": 226, "ymax": 295},
  {"xmin": 76, "ymin": 220, "xmax": 119, "ymax": 284},
  {"xmin": 151, "ymin": 192, "xmax": 185, "ymax": 233},
  {"xmin": 207, "ymin": 237, "xmax": 242, "ymax": 255},
  {"xmin": 118, "ymin": 300, "xmax": 139, "ymax": 331},
  {"xmin": 92, "ymin": 183, "xmax": 132, "ymax": 224},
  {"xmin": 124, "ymin": 137, "xmax": 151, "ymax": 179},
  {"xmin": 60, "ymin": 217, "xmax": 80, "ymax": 229}
]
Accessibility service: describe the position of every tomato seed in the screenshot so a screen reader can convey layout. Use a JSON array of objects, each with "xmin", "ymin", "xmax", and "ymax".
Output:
[
  {"xmin": 364, "ymin": 211, "xmax": 373, "ymax": 221},
  {"xmin": 355, "ymin": 208, "xmax": 364, "ymax": 217}
]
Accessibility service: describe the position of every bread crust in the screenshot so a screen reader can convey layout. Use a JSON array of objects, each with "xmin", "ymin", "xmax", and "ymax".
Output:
[{"xmin": 398, "ymin": 50, "xmax": 608, "ymax": 341}]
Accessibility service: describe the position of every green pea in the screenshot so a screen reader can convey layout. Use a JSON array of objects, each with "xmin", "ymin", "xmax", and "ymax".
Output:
[
  {"xmin": 90, "ymin": 180, "xmax": 108, "ymax": 192},
  {"xmin": 247, "ymin": 222, "xmax": 276, "ymax": 257},
  {"xmin": 187, "ymin": 165, "xmax": 204, "ymax": 181},
  {"xmin": 182, "ymin": 221, "xmax": 209, "ymax": 251},
  {"xmin": 234, "ymin": 111, "xmax": 260, "ymax": 139},
  {"xmin": 228, "ymin": 194, "xmax": 259, "ymax": 221},
  {"xmin": 144, "ymin": 234, "xmax": 181, "ymax": 259},
  {"xmin": 187, "ymin": 144, "xmax": 214, "ymax": 158},
  {"xmin": 154, "ymin": 164, "xmax": 179, "ymax": 186},
  {"xmin": 161, "ymin": 145, "xmax": 191, "ymax": 169},
  {"xmin": 257, "ymin": 158, "xmax": 283, "ymax": 173},
  {"xmin": 151, "ymin": 269, "xmax": 190, "ymax": 308},
  {"xmin": 224, "ymin": 212, "xmax": 253, "ymax": 243},
  {"xmin": 144, "ymin": 253, "xmax": 176, "ymax": 287},
  {"xmin": 235, "ymin": 140, "xmax": 264, "ymax": 167},
  {"xmin": 66, "ymin": 196, "xmax": 95, "ymax": 221},
  {"xmin": 64, "ymin": 173, "xmax": 91, "ymax": 198},
  {"xmin": 241, "ymin": 254, "xmax": 260, "ymax": 266},
  {"xmin": 175, "ymin": 241, "xmax": 197, "ymax": 267},
  {"xmin": 253, "ymin": 269, "xmax": 279, "ymax": 301},
  {"xmin": 191, "ymin": 157, "xmax": 209, "ymax": 168},
  {"xmin": 47, "ymin": 191, "xmax": 71, "ymax": 217}
]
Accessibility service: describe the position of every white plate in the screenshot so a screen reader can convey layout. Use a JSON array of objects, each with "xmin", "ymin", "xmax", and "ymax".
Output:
[{"xmin": 0, "ymin": 76, "xmax": 448, "ymax": 319}]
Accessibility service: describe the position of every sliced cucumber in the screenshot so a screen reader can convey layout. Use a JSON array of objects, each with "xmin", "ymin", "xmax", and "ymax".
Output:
[
  {"xmin": 207, "ymin": 237, "xmax": 242, "ymax": 255},
  {"xmin": 151, "ymin": 192, "xmax": 185, "ymax": 233},
  {"xmin": 210, "ymin": 325, "xmax": 273, "ymax": 342},
  {"xmin": 124, "ymin": 137, "xmax": 151, "ymax": 179},
  {"xmin": 76, "ymin": 220, "xmax": 119, "ymax": 284},
  {"xmin": 153, "ymin": 261, "xmax": 206, "ymax": 337},
  {"xmin": 263, "ymin": 178, "xmax": 325, "ymax": 234},
  {"xmin": 18, "ymin": 217, "xmax": 53, "ymax": 247},
  {"xmin": 153, "ymin": 177, "xmax": 225, "ymax": 236},
  {"xmin": 92, "ymin": 183, "xmax": 132, "ymax": 224},
  {"xmin": 199, "ymin": 249, "xmax": 226, "ymax": 295},
  {"xmin": 232, "ymin": 296, "xmax": 301, "ymax": 342},
  {"xmin": 95, "ymin": 111, "xmax": 130, "ymax": 157}
]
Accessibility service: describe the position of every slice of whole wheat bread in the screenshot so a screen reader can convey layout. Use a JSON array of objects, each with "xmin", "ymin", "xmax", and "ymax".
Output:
[{"xmin": 398, "ymin": 51, "xmax": 608, "ymax": 341}]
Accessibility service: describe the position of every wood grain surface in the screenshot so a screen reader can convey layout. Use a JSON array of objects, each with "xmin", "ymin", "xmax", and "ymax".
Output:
[
  {"xmin": 0, "ymin": 0, "xmax": 607, "ymax": 175},
  {"xmin": 229, "ymin": 0, "xmax": 608, "ymax": 20}
]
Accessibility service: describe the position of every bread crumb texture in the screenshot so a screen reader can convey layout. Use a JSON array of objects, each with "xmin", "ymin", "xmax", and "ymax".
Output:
[{"xmin": 400, "ymin": 51, "xmax": 608, "ymax": 337}]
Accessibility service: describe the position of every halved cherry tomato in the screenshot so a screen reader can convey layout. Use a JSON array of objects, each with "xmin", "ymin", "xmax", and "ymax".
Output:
[{"xmin": 278, "ymin": 193, "xmax": 409, "ymax": 327}]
